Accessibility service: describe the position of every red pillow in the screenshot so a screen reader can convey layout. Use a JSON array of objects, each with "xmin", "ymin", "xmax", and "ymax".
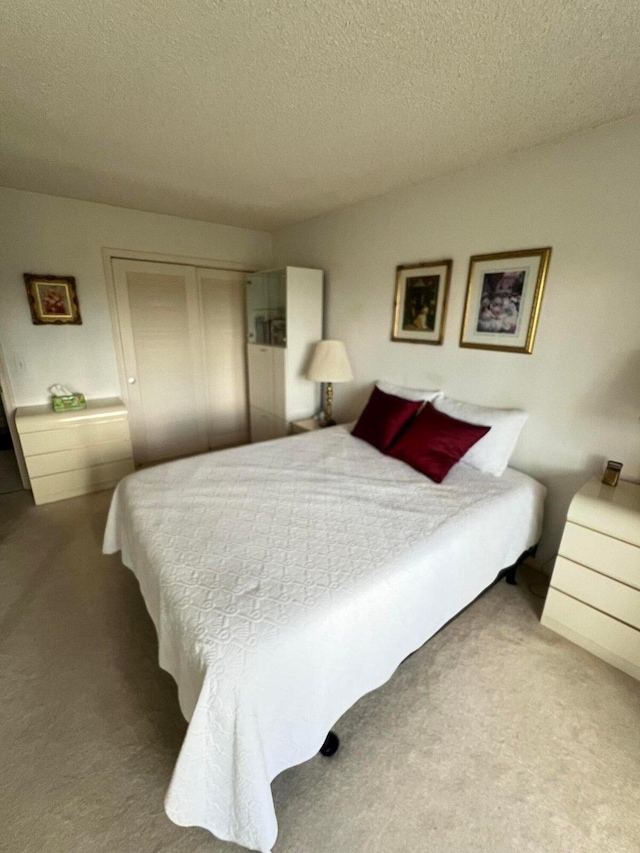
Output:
[
  {"xmin": 352, "ymin": 386, "xmax": 422, "ymax": 452},
  {"xmin": 386, "ymin": 402, "xmax": 490, "ymax": 483}
]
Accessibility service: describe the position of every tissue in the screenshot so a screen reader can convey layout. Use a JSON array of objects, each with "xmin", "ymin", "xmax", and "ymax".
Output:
[
  {"xmin": 49, "ymin": 384, "xmax": 73, "ymax": 397},
  {"xmin": 49, "ymin": 385, "xmax": 86, "ymax": 412}
]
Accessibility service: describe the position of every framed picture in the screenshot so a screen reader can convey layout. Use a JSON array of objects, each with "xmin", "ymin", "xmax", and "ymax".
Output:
[
  {"xmin": 392, "ymin": 259, "xmax": 452, "ymax": 345},
  {"xmin": 23, "ymin": 274, "xmax": 82, "ymax": 325},
  {"xmin": 459, "ymin": 248, "xmax": 551, "ymax": 353}
]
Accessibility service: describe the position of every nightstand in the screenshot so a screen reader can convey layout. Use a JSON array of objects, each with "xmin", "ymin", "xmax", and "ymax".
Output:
[
  {"xmin": 291, "ymin": 418, "xmax": 322, "ymax": 434},
  {"xmin": 541, "ymin": 476, "xmax": 640, "ymax": 682}
]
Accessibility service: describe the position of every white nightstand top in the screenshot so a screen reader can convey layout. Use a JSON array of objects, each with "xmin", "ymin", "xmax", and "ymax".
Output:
[
  {"xmin": 568, "ymin": 476, "xmax": 640, "ymax": 548},
  {"xmin": 291, "ymin": 418, "xmax": 322, "ymax": 433}
]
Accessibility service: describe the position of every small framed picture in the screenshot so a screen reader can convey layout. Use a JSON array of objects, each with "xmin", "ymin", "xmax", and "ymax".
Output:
[
  {"xmin": 392, "ymin": 259, "xmax": 452, "ymax": 345},
  {"xmin": 459, "ymin": 248, "xmax": 551, "ymax": 353},
  {"xmin": 24, "ymin": 274, "xmax": 82, "ymax": 325}
]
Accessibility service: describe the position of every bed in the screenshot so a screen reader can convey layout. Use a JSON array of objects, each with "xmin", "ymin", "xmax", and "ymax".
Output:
[{"xmin": 103, "ymin": 423, "xmax": 545, "ymax": 852}]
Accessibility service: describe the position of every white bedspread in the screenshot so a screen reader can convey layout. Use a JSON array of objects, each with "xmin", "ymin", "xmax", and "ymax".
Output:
[{"xmin": 103, "ymin": 425, "xmax": 545, "ymax": 852}]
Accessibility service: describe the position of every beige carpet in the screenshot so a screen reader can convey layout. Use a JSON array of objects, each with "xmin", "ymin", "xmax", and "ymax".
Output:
[{"xmin": 1, "ymin": 488, "xmax": 639, "ymax": 853}]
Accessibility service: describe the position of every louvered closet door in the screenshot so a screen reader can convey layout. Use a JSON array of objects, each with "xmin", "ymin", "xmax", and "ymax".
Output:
[
  {"xmin": 198, "ymin": 269, "xmax": 249, "ymax": 449},
  {"xmin": 112, "ymin": 259, "xmax": 209, "ymax": 464}
]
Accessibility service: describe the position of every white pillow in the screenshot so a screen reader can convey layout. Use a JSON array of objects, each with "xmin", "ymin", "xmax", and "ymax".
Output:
[
  {"xmin": 433, "ymin": 397, "xmax": 528, "ymax": 476},
  {"xmin": 376, "ymin": 380, "xmax": 442, "ymax": 403}
]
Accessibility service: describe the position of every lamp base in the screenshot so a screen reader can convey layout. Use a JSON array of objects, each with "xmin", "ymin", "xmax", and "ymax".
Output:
[
  {"xmin": 324, "ymin": 382, "xmax": 334, "ymax": 424},
  {"xmin": 317, "ymin": 410, "xmax": 336, "ymax": 428}
]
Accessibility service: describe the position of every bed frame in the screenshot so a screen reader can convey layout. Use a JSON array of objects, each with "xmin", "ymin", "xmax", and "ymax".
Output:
[{"xmin": 318, "ymin": 543, "xmax": 538, "ymax": 757}]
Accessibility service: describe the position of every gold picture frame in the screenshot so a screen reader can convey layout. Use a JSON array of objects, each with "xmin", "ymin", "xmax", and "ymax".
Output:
[
  {"xmin": 24, "ymin": 274, "xmax": 82, "ymax": 325},
  {"xmin": 459, "ymin": 248, "xmax": 551, "ymax": 353},
  {"xmin": 392, "ymin": 259, "xmax": 452, "ymax": 345}
]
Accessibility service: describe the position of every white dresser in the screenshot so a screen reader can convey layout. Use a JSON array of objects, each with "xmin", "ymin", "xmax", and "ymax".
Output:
[
  {"xmin": 15, "ymin": 397, "xmax": 135, "ymax": 505},
  {"xmin": 246, "ymin": 267, "xmax": 323, "ymax": 442},
  {"xmin": 541, "ymin": 476, "xmax": 640, "ymax": 681}
]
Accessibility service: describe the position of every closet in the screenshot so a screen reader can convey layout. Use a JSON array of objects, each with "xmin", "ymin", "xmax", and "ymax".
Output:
[
  {"xmin": 246, "ymin": 267, "xmax": 323, "ymax": 442},
  {"xmin": 111, "ymin": 259, "xmax": 248, "ymax": 465}
]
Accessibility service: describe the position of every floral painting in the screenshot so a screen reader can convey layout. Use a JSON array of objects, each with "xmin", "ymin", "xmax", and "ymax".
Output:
[{"xmin": 24, "ymin": 275, "xmax": 82, "ymax": 325}]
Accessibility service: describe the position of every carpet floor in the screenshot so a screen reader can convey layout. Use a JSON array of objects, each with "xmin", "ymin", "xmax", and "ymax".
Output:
[{"xmin": 1, "ymin": 487, "xmax": 639, "ymax": 853}]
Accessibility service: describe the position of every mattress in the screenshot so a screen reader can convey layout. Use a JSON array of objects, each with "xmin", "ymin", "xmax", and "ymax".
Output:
[{"xmin": 103, "ymin": 424, "xmax": 545, "ymax": 852}]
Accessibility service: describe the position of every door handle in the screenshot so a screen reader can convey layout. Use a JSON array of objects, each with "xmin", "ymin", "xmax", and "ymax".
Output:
[{"xmin": 128, "ymin": 377, "xmax": 137, "ymax": 384}]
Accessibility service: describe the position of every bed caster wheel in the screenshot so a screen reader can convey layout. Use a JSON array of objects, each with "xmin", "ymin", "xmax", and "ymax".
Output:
[{"xmin": 319, "ymin": 731, "xmax": 340, "ymax": 757}]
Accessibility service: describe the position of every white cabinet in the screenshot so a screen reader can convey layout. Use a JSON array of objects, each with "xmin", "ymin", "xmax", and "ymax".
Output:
[
  {"xmin": 246, "ymin": 267, "xmax": 323, "ymax": 443},
  {"xmin": 247, "ymin": 345, "xmax": 278, "ymax": 414},
  {"xmin": 541, "ymin": 476, "xmax": 640, "ymax": 682},
  {"xmin": 15, "ymin": 398, "xmax": 135, "ymax": 505}
]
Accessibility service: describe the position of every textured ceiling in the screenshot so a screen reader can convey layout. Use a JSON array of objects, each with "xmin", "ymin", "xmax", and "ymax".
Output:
[{"xmin": 1, "ymin": 0, "xmax": 640, "ymax": 230}]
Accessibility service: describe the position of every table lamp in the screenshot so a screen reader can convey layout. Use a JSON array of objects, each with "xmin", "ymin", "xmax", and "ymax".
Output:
[{"xmin": 306, "ymin": 340, "xmax": 353, "ymax": 425}]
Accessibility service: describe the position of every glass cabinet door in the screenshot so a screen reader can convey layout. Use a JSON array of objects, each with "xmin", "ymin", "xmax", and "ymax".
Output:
[
  {"xmin": 246, "ymin": 270, "xmax": 287, "ymax": 346},
  {"xmin": 246, "ymin": 272, "xmax": 268, "ymax": 344},
  {"xmin": 267, "ymin": 271, "xmax": 286, "ymax": 346}
]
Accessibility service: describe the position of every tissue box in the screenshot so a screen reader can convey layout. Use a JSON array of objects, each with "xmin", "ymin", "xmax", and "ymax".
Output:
[{"xmin": 52, "ymin": 393, "xmax": 86, "ymax": 412}]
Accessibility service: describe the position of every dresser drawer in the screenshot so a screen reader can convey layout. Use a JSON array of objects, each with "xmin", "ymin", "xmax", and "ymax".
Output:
[
  {"xmin": 568, "ymin": 479, "xmax": 640, "ymax": 547},
  {"xmin": 551, "ymin": 556, "xmax": 640, "ymax": 631},
  {"xmin": 25, "ymin": 439, "xmax": 133, "ymax": 478},
  {"xmin": 560, "ymin": 522, "xmax": 640, "ymax": 590},
  {"xmin": 30, "ymin": 459, "xmax": 135, "ymax": 505},
  {"xmin": 542, "ymin": 588, "xmax": 640, "ymax": 681},
  {"xmin": 20, "ymin": 418, "xmax": 131, "ymax": 456}
]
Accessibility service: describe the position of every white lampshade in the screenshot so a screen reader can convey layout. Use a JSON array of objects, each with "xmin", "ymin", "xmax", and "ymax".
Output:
[{"xmin": 306, "ymin": 340, "xmax": 353, "ymax": 383}]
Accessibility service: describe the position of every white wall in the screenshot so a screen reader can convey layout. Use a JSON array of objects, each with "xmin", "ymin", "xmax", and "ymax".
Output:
[
  {"xmin": 274, "ymin": 115, "xmax": 640, "ymax": 563},
  {"xmin": 0, "ymin": 188, "xmax": 272, "ymax": 406}
]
